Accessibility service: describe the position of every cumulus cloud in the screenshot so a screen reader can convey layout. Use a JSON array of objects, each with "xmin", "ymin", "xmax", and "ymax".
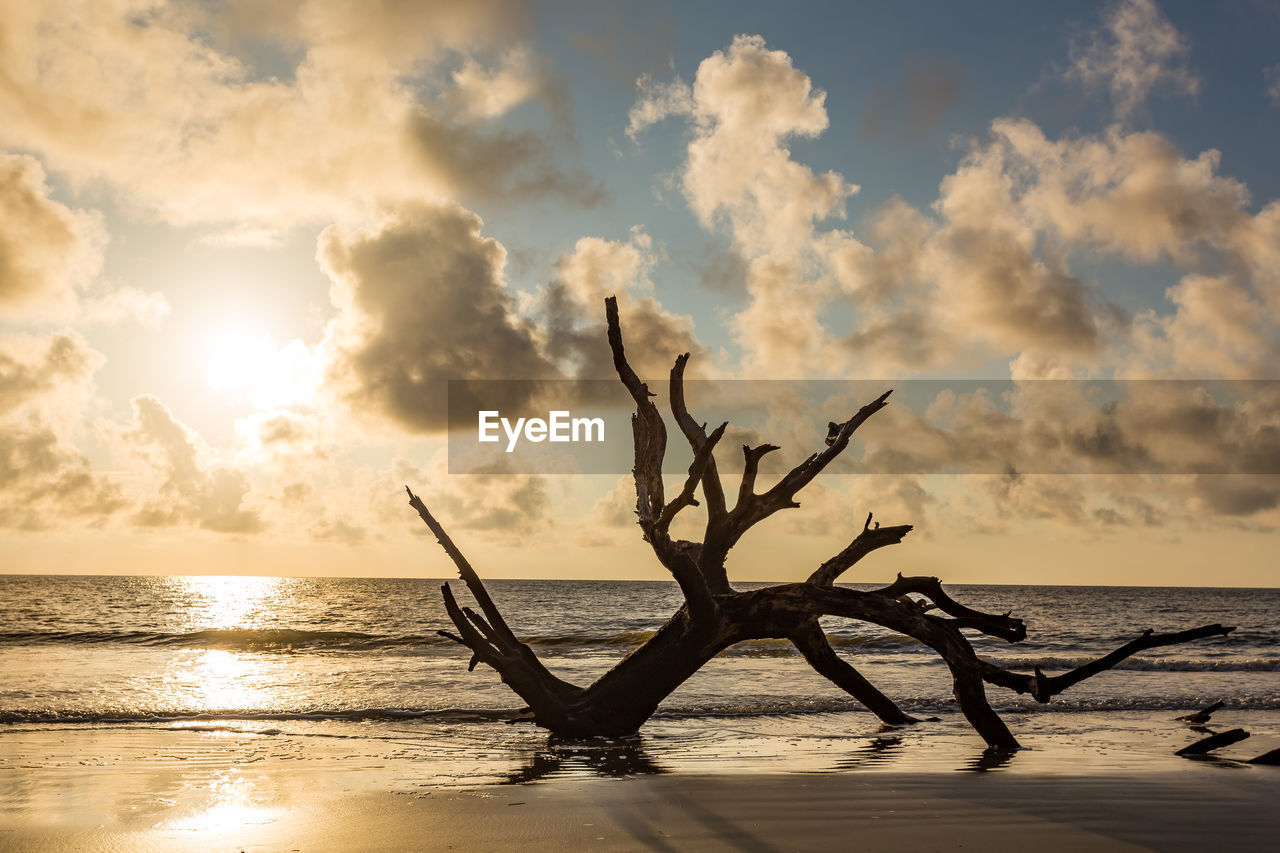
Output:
[
  {"xmin": 1067, "ymin": 0, "xmax": 1199, "ymax": 119},
  {"xmin": 0, "ymin": 154, "xmax": 105, "ymax": 318},
  {"xmin": 449, "ymin": 45, "xmax": 550, "ymax": 121},
  {"xmin": 630, "ymin": 30, "xmax": 1280, "ymax": 387},
  {"xmin": 1267, "ymin": 65, "xmax": 1280, "ymax": 105},
  {"xmin": 126, "ymin": 394, "xmax": 263, "ymax": 534},
  {"xmin": 391, "ymin": 454, "xmax": 551, "ymax": 539},
  {"xmin": 0, "ymin": 0, "xmax": 594, "ymax": 236},
  {"xmin": 0, "ymin": 333, "xmax": 124, "ymax": 529},
  {"xmin": 542, "ymin": 229, "xmax": 707, "ymax": 379},
  {"xmin": 321, "ymin": 203, "xmax": 559, "ymax": 433},
  {"xmin": 629, "ymin": 36, "xmax": 1131, "ymax": 376}
]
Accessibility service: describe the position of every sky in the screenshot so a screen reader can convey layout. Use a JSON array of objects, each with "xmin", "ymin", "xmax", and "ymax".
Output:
[{"xmin": 2, "ymin": 0, "xmax": 1279, "ymax": 586}]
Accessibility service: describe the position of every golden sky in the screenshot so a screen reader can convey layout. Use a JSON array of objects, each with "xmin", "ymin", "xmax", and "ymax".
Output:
[{"xmin": 2, "ymin": 0, "xmax": 1279, "ymax": 586}]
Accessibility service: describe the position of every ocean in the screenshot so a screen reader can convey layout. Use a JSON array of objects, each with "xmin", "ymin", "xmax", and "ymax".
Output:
[{"xmin": 2, "ymin": 576, "xmax": 1277, "ymax": 783}]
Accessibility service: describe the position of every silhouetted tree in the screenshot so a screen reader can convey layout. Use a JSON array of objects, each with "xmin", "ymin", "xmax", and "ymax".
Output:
[{"xmin": 407, "ymin": 297, "xmax": 1233, "ymax": 749}]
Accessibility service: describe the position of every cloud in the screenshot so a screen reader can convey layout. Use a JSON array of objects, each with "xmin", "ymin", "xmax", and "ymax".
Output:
[
  {"xmin": 632, "ymin": 29, "xmax": 1280, "ymax": 386},
  {"xmin": 627, "ymin": 74, "xmax": 695, "ymax": 138},
  {"xmin": 679, "ymin": 35, "xmax": 854, "ymax": 257},
  {"xmin": 0, "ymin": 0, "xmax": 593, "ymax": 235},
  {"xmin": 0, "ymin": 333, "xmax": 124, "ymax": 529},
  {"xmin": 126, "ymin": 394, "xmax": 263, "ymax": 534},
  {"xmin": 630, "ymin": 37, "xmax": 1131, "ymax": 376},
  {"xmin": 1267, "ymin": 64, "xmax": 1280, "ymax": 106},
  {"xmin": 1067, "ymin": 0, "xmax": 1198, "ymax": 119},
  {"xmin": 542, "ymin": 229, "xmax": 707, "ymax": 379},
  {"xmin": 448, "ymin": 45, "xmax": 548, "ymax": 121},
  {"xmin": 321, "ymin": 203, "xmax": 559, "ymax": 433},
  {"xmin": 235, "ymin": 408, "xmax": 325, "ymax": 458},
  {"xmin": 0, "ymin": 153, "xmax": 105, "ymax": 318},
  {"xmin": 405, "ymin": 111, "xmax": 603, "ymax": 208},
  {"xmin": 392, "ymin": 453, "xmax": 551, "ymax": 539},
  {"xmin": 859, "ymin": 60, "xmax": 964, "ymax": 140},
  {"xmin": 0, "ymin": 333, "xmax": 99, "ymax": 412}
]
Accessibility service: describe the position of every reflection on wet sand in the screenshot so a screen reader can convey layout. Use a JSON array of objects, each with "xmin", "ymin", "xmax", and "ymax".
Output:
[
  {"xmin": 961, "ymin": 745, "xmax": 1021, "ymax": 773},
  {"xmin": 832, "ymin": 735, "xmax": 904, "ymax": 770},
  {"xmin": 503, "ymin": 735, "xmax": 668, "ymax": 783}
]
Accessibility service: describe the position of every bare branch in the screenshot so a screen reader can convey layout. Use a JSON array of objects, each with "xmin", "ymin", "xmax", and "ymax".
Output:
[
  {"xmin": 761, "ymin": 389, "xmax": 892, "ymax": 508},
  {"xmin": 604, "ymin": 297, "xmax": 714, "ymax": 611},
  {"xmin": 657, "ymin": 421, "xmax": 728, "ymax": 532},
  {"xmin": 670, "ymin": 352, "xmax": 727, "ymax": 520},
  {"xmin": 791, "ymin": 619, "xmax": 917, "ymax": 725},
  {"xmin": 408, "ymin": 487, "xmax": 582, "ymax": 718},
  {"xmin": 726, "ymin": 390, "xmax": 893, "ymax": 539},
  {"xmin": 808, "ymin": 513, "xmax": 914, "ymax": 586},
  {"xmin": 408, "ymin": 303, "xmax": 1242, "ymax": 751},
  {"xmin": 407, "ymin": 486, "xmax": 520, "ymax": 648},
  {"xmin": 736, "ymin": 443, "xmax": 780, "ymax": 510},
  {"xmin": 1027, "ymin": 624, "xmax": 1235, "ymax": 701},
  {"xmin": 606, "ymin": 295, "xmax": 667, "ymax": 526},
  {"xmin": 873, "ymin": 574, "xmax": 1026, "ymax": 643}
]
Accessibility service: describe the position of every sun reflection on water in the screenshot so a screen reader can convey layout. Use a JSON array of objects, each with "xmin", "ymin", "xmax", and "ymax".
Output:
[
  {"xmin": 174, "ymin": 575, "xmax": 286, "ymax": 630},
  {"xmin": 163, "ymin": 770, "xmax": 282, "ymax": 834},
  {"xmin": 159, "ymin": 576, "xmax": 291, "ymax": 712}
]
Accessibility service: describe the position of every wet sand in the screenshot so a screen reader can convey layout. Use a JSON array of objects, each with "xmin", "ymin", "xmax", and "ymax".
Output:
[{"xmin": 2, "ymin": 723, "xmax": 1276, "ymax": 851}]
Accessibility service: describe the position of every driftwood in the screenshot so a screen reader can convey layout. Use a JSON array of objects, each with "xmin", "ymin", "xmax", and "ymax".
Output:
[
  {"xmin": 1178, "ymin": 699, "xmax": 1225, "ymax": 725},
  {"xmin": 1175, "ymin": 728, "xmax": 1251, "ymax": 756},
  {"xmin": 1247, "ymin": 748, "xmax": 1280, "ymax": 765},
  {"xmin": 407, "ymin": 296, "xmax": 1236, "ymax": 749}
]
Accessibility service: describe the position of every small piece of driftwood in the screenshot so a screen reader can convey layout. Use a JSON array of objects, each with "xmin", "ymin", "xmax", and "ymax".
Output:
[{"xmin": 1175, "ymin": 728, "xmax": 1250, "ymax": 756}]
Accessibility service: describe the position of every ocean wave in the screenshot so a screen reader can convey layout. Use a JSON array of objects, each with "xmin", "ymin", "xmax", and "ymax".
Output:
[
  {"xmin": 1, "ymin": 628, "xmax": 1271, "ymax": 669},
  {"xmin": 0, "ymin": 628, "xmax": 922, "ymax": 655},
  {"xmin": 7, "ymin": 693, "xmax": 1280, "ymax": 727},
  {"xmin": 979, "ymin": 655, "xmax": 1280, "ymax": 673},
  {"xmin": 0, "ymin": 707, "xmax": 517, "ymax": 726},
  {"xmin": 0, "ymin": 629, "xmax": 452, "ymax": 651}
]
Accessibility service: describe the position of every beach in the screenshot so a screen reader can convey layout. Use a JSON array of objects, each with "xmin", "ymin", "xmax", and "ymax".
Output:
[
  {"xmin": 2, "ymin": 720, "xmax": 1278, "ymax": 852},
  {"xmin": 2, "ymin": 576, "xmax": 1277, "ymax": 850}
]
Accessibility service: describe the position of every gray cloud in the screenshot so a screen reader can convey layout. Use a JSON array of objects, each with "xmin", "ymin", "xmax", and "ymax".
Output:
[
  {"xmin": 406, "ymin": 111, "xmax": 605, "ymax": 208},
  {"xmin": 321, "ymin": 203, "xmax": 560, "ymax": 432},
  {"xmin": 859, "ymin": 60, "xmax": 964, "ymax": 140}
]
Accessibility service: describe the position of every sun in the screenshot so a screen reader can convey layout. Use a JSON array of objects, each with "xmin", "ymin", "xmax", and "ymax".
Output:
[{"xmin": 206, "ymin": 327, "xmax": 321, "ymax": 409}]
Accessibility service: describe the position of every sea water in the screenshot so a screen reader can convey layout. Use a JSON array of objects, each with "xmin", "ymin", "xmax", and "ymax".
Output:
[{"xmin": 1, "ymin": 576, "xmax": 1277, "ymax": 782}]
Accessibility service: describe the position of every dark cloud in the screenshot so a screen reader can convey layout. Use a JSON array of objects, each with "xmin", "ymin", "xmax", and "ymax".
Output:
[
  {"xmin": 859, "ymin": 60, "xmax": 964, "ymax": 140},
  {"xmin": 567, "ymin": 2, "xmax": 674, "ymax": 84},
  {"xmin": 406, "ymin": 112, "xmax": 606, "ymax": 208},
  {"xmin": 322, "ymin": 203, "xmax": 561, "ymax": 432}
]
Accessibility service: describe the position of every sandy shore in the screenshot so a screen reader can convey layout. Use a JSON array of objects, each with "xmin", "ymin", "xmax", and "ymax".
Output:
[
  {"xmin": 2, "ymin": 722, "xmax": 1277, "ymax": 852},
  {"xmin": 3, "ymin": 769, "xmax": 1277, "ymax": 852}
]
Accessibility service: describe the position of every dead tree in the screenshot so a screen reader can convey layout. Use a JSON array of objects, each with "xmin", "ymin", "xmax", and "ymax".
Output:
[{"xmin": 406, "ymin": 296, "xmax": 1235, "ymax": 749}]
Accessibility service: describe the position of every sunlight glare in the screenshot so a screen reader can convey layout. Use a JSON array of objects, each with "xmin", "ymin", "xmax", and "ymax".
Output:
[
  {"xmin": 207, "ymin": 330, "xmax": 320, "ymax": 409},
  {"xmin": 178, "ymin": 575, "xmax": 284, "ymax": 629}
]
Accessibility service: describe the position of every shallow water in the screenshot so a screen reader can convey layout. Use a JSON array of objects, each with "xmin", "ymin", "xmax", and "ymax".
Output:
[{"xmin": 1, "ymin": 576, "xmax": 1277, "ymax": 784}]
